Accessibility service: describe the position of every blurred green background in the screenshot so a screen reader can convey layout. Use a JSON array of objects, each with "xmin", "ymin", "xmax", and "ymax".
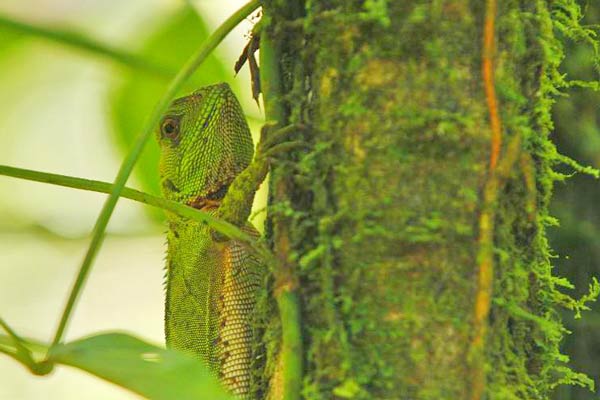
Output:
[{"xmin": 0, "ymin": 1, "xmax": 598, "ymax": 399}]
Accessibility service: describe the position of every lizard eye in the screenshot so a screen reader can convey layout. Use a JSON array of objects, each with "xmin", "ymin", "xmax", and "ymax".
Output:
[{"xmin": 161, "ymin": 117, "xmax": 180, "ymax": 140}]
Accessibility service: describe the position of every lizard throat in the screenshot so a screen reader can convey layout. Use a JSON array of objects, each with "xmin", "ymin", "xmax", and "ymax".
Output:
[{"xmin": 187, "ymin": 184, "xmax": 230, "ymax": 211}]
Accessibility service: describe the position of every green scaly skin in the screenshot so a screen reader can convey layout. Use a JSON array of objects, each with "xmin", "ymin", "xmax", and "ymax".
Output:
[{"xmin": 157, "ymin": 83, "xmax": 269, "ymax": 398}]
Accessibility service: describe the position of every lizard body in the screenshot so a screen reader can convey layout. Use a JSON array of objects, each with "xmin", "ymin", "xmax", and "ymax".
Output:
[{"xmin": 157, "ymin": 83, "xmax": 268, "ymax": 397}]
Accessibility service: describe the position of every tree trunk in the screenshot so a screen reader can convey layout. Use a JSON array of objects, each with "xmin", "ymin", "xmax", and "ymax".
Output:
[{"xmin": 261, "ymin": 1, "xmax": 595, "ymax": 398}]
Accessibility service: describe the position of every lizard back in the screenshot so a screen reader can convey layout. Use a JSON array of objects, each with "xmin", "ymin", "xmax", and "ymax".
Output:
[{"xmin": 165, "ymin": 215, "xmax": 263, "ymax": 396}]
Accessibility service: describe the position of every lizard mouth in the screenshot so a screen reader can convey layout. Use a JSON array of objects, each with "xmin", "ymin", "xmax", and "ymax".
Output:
[{"xmin": 187, "ymin": 183, "xmax": 230, "ymax": 210}]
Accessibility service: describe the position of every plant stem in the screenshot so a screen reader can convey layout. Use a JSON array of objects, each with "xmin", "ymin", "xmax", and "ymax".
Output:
[
  {"xmin": 0, "ymin": 164, "xmax": 254, "ymax": 243},
  {"xmin": 260, "ymin": 12, "xmax": 303, "ymax": 400},
  {"xmin": 0, "ymin": 317, "xmax": 33, "ymax": 363}
]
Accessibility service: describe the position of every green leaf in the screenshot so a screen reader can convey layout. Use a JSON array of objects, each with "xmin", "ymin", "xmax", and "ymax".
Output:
[
  {"xmin": 110, "ymin": 5, "xmax": 229, "ymax": 202},
  {"xmin": 48, "ymin": 333, "xmax": 233, "ymax": 400}
]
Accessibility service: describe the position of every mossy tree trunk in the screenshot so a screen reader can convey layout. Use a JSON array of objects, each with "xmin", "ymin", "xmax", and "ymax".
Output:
[{"xmin": 261, "ymin": 1, "xmax": 596, "ymax": 399}]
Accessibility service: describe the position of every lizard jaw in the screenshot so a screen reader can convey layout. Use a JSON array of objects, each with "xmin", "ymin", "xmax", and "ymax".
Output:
[{"xmin": 187, "ymin": 183, "xmax": 230, "ymax": 211}]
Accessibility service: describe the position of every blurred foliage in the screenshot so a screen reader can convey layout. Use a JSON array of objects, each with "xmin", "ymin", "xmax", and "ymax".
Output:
[
  {"xmin": 110, "ymin": 4, "xmax": 229, "ymax": 204},
  {"xmin": 550, "ymin": 1, "xmax": 600, "ymax": 399}
]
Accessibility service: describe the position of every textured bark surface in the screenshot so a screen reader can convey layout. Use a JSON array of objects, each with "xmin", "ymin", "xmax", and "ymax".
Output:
[{"xmin": 262, "ymin": 1, "xmax": 596, "ymax": 398}]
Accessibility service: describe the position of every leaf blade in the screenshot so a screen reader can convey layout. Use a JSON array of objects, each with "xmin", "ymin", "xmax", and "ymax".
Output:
[{"xmin": 48, "ymin": 333, "xmax": 233, "ymax": 400}]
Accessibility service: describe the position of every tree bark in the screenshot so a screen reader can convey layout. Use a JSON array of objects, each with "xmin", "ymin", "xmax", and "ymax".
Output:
[{"xmin": 261, "ymin": 1, "xmax": 596, "ymax": 398}]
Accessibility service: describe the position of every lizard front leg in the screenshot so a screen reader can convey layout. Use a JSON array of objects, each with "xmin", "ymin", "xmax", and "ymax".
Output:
[{"xmin": 217, "ymin": 123, "xmax": 302, "ymax": 229}]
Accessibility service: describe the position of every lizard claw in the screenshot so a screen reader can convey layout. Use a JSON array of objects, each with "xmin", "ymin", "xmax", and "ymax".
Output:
[
  {"xmin": 262, "ymin": 141, "xmax": 308, "ymax": 160},
  {"xmin": 256, "ymin": 123, "xmax": 306, "ymax": 158}
]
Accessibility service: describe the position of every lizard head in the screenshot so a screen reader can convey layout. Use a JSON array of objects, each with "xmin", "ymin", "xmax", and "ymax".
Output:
[{"xmin": 157, "ymin": 83, "xmax": 254, "ymax": 208}]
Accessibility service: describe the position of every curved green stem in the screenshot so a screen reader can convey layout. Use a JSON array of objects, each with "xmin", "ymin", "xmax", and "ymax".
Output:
[
  {"xmin": 0, "ymin": 165, "xmax": 254, "ymax": 243},
  {"xmin": 0, "ymin": 317, "xmax": 34, "ymax": 364},
  {"xmin": 49, "ymin": 0, "xmax": 261, "ymax": 350},
  {"xmin": 0, "ymin": 346, "xmax": 30, "ymax": 368},
  {"xmin": 260, "ymin": 14, "xmax": 303, "ymax": 400},
  {"xmin": 0, "ymin": 334, "xmax": 48, "ymax": 357},
  {"xmin": 0, "ymin": 13, "xmax": 172, "ymax": 78}
]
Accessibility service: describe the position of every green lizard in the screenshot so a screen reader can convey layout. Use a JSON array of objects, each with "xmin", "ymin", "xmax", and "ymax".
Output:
[{"xmin": 157, "ymin": 83, "xmax": 272, "ymax": 398}]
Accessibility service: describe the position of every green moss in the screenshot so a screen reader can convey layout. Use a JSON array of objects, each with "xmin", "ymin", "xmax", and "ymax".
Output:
[
  {"xmin": 360, "ymin": 0, "xmax": 391, "ymax": 27},
  {"xmin": 261, "ymin": 0, "xmax": 600, "ymax": 398},
  {"xmin": 485, "ymin": 0, "xmax": 599, "ymax": 397}
]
